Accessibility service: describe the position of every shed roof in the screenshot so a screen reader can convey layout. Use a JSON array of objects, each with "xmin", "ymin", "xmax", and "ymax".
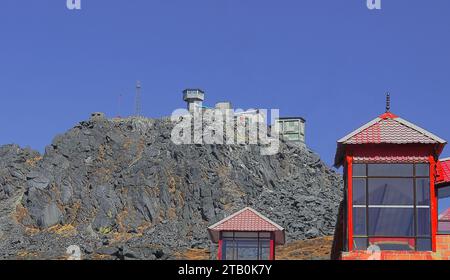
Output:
[
  {"xmin": 437, "ymin": 158, "xmax": 450, "ymax": 186},
  {"xmin": 334, "ymin": 112, "xmax": 446, "ymax": 167},
  {"xmin": 208, "ymin": 207, "xmax": 285, "ymax": 245}
]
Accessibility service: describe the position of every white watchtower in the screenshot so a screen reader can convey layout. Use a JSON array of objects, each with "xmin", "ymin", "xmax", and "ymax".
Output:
[{"xmin": 183, "ymin": 89, "xmax": 205, "ymax": 113}]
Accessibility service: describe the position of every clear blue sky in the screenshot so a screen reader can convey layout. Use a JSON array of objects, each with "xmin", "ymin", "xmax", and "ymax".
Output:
[{"xmin": 1, "ymin": 0, "xmax": 450, "ymax": 167}]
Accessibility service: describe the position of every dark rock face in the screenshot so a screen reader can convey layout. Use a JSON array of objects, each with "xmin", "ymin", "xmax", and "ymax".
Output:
[{"xmin": 0, "ymin": 117, "xmax": 343, "ymax": 260}]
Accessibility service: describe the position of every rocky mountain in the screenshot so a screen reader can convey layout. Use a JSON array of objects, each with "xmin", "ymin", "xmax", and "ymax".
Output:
[{"xmin": 0, "ymin": 114, "xmax": 343, "ymax": 260}]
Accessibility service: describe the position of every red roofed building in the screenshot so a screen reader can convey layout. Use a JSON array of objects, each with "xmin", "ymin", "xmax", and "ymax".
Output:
[
  {"xmin": 437, "ymin": 158, "xmax": 450, "ymax": 185},
  {"xmin": 437, "ymin": 158, "xmax": 450, "ymax": 235},
  {"xmin": 333, "ymin": 95, "xmax": 450, "ymax": 260},
  {"xmin": 208, "ymin": 207, "xmax": 285, "ymax": 260}
]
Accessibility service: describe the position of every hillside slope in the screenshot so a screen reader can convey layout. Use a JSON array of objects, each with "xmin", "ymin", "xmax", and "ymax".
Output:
[{"xmin": 0, "ymin": 115, "xmax": 342, "ymax": 260}]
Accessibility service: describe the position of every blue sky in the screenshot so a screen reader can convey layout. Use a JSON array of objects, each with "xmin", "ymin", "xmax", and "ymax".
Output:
[{"xmin": 1, "ymin": 0, "xmax": 450, "ymax": 168}]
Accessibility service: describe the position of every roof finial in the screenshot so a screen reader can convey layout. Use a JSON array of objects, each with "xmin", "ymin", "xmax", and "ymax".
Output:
[{"xmin": 386, "ymin": 92, "xmax": 391, "ymax": 113}]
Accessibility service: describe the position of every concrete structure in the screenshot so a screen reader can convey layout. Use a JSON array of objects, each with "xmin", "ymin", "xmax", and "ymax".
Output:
[
  {"xmin": 90, "ymin": 112, "xmax": 106, "ymax": 120},
  {"xmin": 276, "ymin": 117, "xmax": 306, "ymax": 144},
  {"xmin": 208, "ymin": 207, "xmax": 285, "ymax": 260},
  {"xmin": 215, "ymin": 101, "xmax": 232, "ymax": 111},
  {"xmin": 180, "ymin": 89, "xmax": 306, "ymax": 145},
  {"xmin": 183, "ymin": 89, "xmax": 205, "ymax": 113},
  {"xmin": 332, "ymin": 97, "xmax": 450, "ymax": 260}
]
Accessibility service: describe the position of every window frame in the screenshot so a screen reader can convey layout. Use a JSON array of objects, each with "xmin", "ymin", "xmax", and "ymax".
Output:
[
  {"xmin": 352, "ymin": 163, "xmax": 432, "ymax": 251},
  {"xmin": 221, "ymin": 231, "xmax": 272, "ymax": 260},
  {"xmin": 437, "ymin": 185, "xmax": 450, "ymax": 235}
]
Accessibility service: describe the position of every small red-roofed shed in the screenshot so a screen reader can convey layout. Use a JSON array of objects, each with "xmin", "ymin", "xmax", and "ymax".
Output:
[{"xmin": 208, "ymin": 207, "xmax": 285, "ymax": 260}]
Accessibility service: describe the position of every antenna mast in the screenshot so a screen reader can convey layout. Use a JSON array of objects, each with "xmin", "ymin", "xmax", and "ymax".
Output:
[
  {"xmin": 386, "ymin": 92, "xmax": 391, "ymax": 113},
  {"xmin": 135, "ymin": 81, "xmax": 142, "ymax": 116}
]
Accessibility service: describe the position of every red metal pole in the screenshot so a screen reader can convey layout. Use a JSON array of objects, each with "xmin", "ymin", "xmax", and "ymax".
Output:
[
  {"xmin": 346, "ymin": 155, "xmax": 354, "ymax": 252},
  {"xmin": 429, "ymin": 156, "xmax": 437, "ymax": 252}
]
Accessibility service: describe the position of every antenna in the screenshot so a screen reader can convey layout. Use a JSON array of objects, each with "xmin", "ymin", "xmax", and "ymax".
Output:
[
  {"xmin": 386, "ymin": 92, "xmax": 391, "ymax": 112},
  {"xmin": 135, "ymin": 81, "xmax": 142, "ymax": 116}
]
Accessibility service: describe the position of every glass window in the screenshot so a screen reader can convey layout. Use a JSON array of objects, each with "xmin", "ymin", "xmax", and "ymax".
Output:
[
  {"xmin": 353, "ymin": 207, "xmax": 367, "ymax": 236},
  {"xmin": 284, "ymin": 134, "xmax": 300, "ymax": 141},
  {"xmin": 236, "ymin": 240, "xmax": 259, "ymax": 260},
  {"xmin": 222, "ymin": 232, "xmax": 234, "ymax": 238},
  {"xmin": 259, "ymin": 232, "xmax": 271, "ymax": 238},
  {"xmin": 417, "ymin": 208, "xmax": 431, "ymax": 237},
  {"xmin": 353, "ymin": 178, "xmax": 366, "ymax": 205},
  {"xmin": 234, "ymin": 232, "xmax": 258, "ymax": 238},
  {"xmin": 222, "ymin": 232, "xmax": 272, "ymax": 260},
  {"xmin": 259, "ymin": 240, "xmax": 271, "ymax": 260},
  {"xmin": 224, "ymin": 240, "xmax": 235, "ymax": 260},
  {"xmin": 438, "ymin": 186, "xmax": 450, "ymax": 234},
  {"xmin": 353, "ymin": 238, "xmax": 368, "ymax": 250},
  {"xmin": 369, "ymin": 237, "xmax": 415, "ymax": 251},
  {"xmin": 368, "ymin": 178, "xmax": 414, "ymax": 205},
  {"xmin": 368, "ymin": 208, "xmax": 414, "ymax": 236},
  {"xmin": 353, "ymin": 164, "xmax": 366, "ymax": 176},
  {"xmin": 368, "ymin": 164, "xmax": 413, "ymax": 177},
  {"xmin": 351, "ymin": 163, "xmax": 431, "ymax": 251},
  {"xmin": 416, "ymin": 238, "xmax": 432, "ymax": 252},
  {"xmin": 416, "ymin": 179, "xmax": 430, "ymax": 206},
  {"xmin": 284, "ymin": 121, "xmax": 299, "ymax": 133},
  {"xmin": 415, "ymin": 164, "xmax": 430, "ymax": 177}
]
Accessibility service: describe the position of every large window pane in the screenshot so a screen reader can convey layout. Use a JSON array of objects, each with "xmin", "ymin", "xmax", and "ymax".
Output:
[
  {"xmin": 438, "ymin": 186, "xmax": 450, "ymax": 214},
  {"xmin": 222, "ymin": 232, "xmax": 234, "ymax": 238},
  {"xmin": 353, "ymin": 238, "xmax": 368, "ymax": 250},
  {"xmin": 236, "ymin": 240, "xmax": 258, "ymax": 260},
  {"xmin": 234, "ymin": 232, "xmax": 258, "ymax": 238},
  {"xmin": 353, "ymin": 178, "xmax": 366, "ymax": 205},
  {"xmin": 353, "ymin": 207, "xmax": 367, "ymax": 236},
  {"xmin": 417, "ymin": 208, "xmax": 431, "ymax": 236},
  {"xmin": 368, "ymin": 208, "xmax": 414, "ymax": 236},
  {"xmin": 224, "ymin": 240, "xmax": 235, "ymax": 260},
  {"xmin": 368, "ymin": 178, "xmax": 414, "ymax": 205},
  {"xmin": 416, "ymin": 179, "xmax": 430, "ymax": 206},
  {"xmin": 369, "ymin": 237, "xmax": 415, "ymax": 251},
  {"xmin": 416, "ymin": 238, "xmax": 432, "ymax": 252},
  {"xmin": 368, "ymin": 164, "xmax": 413, "ymax": 177},
  {"xmin": 438, "ymin": 186, "xmax": 450, "ymax": 234},
  {"xmin": 259, "ymin": 241, "xmax": 271, "ymax": 260},
  {"xmin": 353, "ymin": 164, "xmax": 366, "ymax": 176},
  {"xmin": 415, "ymin": 164, "xmax": 429, "ymax": 177}
]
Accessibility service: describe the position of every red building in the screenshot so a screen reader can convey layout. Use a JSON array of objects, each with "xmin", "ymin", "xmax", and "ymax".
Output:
[
  {"xmin": 333, "ymin": 99, "xmax": 450, "ymax": 260},
  {"xmin": 437, "ymin": 159, "xmax": 450, "ymax": 234},
  {"xmin": 208, "ymin": 207, "xmax": 285, "ymax": 260}
]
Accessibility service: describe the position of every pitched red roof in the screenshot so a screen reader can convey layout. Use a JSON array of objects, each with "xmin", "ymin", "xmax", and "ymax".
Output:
[
  {"xmin": 339, "ymin": 114, "xmax": 444, "ymax": 145},
  {"xmin": 437, "ymin": 158, "xmax": 450, "ymax": 186},
  {"xmin": 334, "ymin": 112, "xmax": 446, "ymax": 167},
  {"xmin": 208, "ymin": 207, "xmax": 285, "ymax": 244}
]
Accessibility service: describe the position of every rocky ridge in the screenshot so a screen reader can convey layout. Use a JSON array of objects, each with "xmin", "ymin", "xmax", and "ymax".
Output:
[{"xmin": 0, "ymin": 115, "xmax": 343, "ymax": 259}]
